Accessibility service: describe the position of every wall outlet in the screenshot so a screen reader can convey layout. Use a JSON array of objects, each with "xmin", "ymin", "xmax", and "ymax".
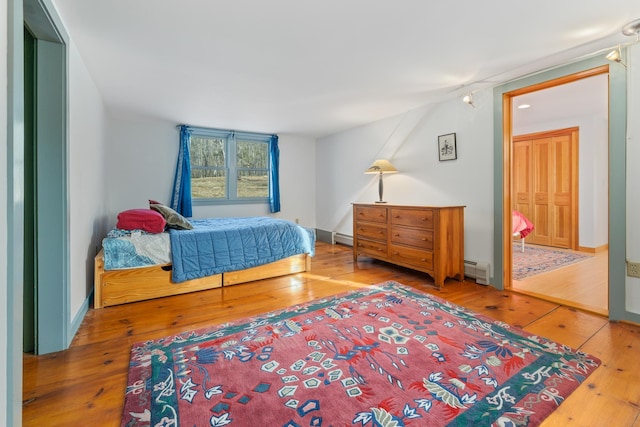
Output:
[{"xmin": 627, "ymin": 261, "xmax": 640, "ymax": 278}]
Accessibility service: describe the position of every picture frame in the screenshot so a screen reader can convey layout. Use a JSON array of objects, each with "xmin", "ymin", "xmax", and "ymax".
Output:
[{"xmin": 438, "ymin": 133, "xmax": 457, "ymax": 161}]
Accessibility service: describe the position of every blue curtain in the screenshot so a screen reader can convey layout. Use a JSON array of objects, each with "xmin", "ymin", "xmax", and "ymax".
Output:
[
  {"xmin": 170, "ymin": 125, "xmax": 193, "ymax": 217},
  {"xmin": 269, "ymin": 135, "xmax": 280, "ymax": 213}
]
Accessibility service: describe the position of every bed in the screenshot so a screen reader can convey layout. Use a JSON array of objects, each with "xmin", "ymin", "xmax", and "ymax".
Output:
[
  {"xmin": 512, "ymin": 210, "xmax": 534, "ymax": 252},
  {"xmin": 94, "ymin": 216, "xmax": 315, "ymax": 308}
]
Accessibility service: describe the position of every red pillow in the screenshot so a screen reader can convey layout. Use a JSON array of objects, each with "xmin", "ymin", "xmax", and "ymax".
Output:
[{"xmin": 116, "ymin": 209, "xmax": 166, "ymax": 233}]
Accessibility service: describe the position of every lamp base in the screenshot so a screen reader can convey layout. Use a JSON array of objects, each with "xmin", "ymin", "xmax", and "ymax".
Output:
[{"xmin": 375, "ymin": 201, "xmax": 387, "ymax": 204}]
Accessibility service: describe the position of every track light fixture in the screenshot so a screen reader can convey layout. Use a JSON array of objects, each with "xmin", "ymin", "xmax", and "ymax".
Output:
[
  {"xmin": 462, "ymin": 93, "xmax": 475, "ymax": 108},
  {"xmin": 606, "ymin": 46, "xmax": 627, "ymax": 68},
  {"xmin": 605, "ymin": 18, "xmax": 640, "ymax": 68}
]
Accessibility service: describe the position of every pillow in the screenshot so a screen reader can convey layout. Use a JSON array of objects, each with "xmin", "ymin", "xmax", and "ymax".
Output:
[
  {"xmin": 116, "ymin": 209, "xmax": 166, "ymax": 233},
  {"xmin": 149, "ymin": 200, "xmax": 193, "ymax": 230}
]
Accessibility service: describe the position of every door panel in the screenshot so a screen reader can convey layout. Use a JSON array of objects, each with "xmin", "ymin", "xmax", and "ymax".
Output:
[
  {"xmin": 531, "ymin": 138, "xmax": 551, "ymax": 245},
  {"xmin": 551, "ymin": 135, "xmax": 573, "ymax": 248},
  {"xmin": 513, "ymin": 140, "xmax": 532, "ymax": 217},
  {"xmin": 532, "ymin": 204, "xmax": 550, "ymax": 243}
]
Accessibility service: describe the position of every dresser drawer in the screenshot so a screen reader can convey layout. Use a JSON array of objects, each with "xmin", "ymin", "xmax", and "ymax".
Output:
[
  {"xmin": 389, "ymin": 244, "xmax": 433, "ymax": 270},
  {"xmin": 391, "ymin": 226, "xmax": 433, "ymax": 250},
  {"xmin": 356, "ymin": 223, "xmax": 387, "ymax": 241},
  {"xmin": 355, "ymin": 206, "xmax": 387, "ymax": 223},
  {"xmin": 390, "ymin": 208, "xmax": 433, "ymax": 229},
  {"xmin": 356, "ymin": 239, "xmax": 388, "ymax": 258}
]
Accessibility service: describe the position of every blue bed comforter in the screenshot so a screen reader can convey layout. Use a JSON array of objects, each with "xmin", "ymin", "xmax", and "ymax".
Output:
[{"xmin": 170, "ymin": 217, "xmax": 315, "ymax": 283}]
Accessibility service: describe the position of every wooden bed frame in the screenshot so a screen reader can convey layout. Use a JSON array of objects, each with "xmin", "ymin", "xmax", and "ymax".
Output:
[{"xmin": 94, "ymin": 249, "xmax": 311, "ymax": 308}]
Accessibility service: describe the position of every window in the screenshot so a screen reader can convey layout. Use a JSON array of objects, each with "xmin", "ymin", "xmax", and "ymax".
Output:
[
  {"xmin": 172, "ymin": 125, "xmax": 280, "ymax": 215},
  {"xmin": 189, "ymin": 128, "xmax": 274, "ymax": 204}
]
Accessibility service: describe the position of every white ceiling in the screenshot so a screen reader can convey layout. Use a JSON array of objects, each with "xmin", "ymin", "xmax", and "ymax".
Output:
[
  {"xmin": 50, "ymin": 1, "xmax": 640, "ymax": 138},
  {"xmin": 513, "ymin": 73, "xmax": 609, "ymax": 130}
]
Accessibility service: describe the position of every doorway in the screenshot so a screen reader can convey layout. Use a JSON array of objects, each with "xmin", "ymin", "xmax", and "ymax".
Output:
[
  {"xmin": 502, "ymin": 65, "xmax": 610, "ymax": 315},
  {"xmin": 23, "ymin": 26, "xmax": 36, "ymax": 353},
  {"xmin": 24, "ymin": 0, "xmax": 70, "ymax": 354}
]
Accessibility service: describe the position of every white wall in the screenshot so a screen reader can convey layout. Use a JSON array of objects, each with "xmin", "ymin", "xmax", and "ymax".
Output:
[
  {"xmin": 67, "ymin": 40, "xmax": 109, "ymax": 319},
  {"xmin": 626, "ymin": 43, "xmax": 640, "ymax": 314},
  {"xmin": 317, "ymin": 90, "xmax": 495, "ymax": 270},
  {"xmin": 514, "ymin": 115, "xmax": 609, "ymax": 249},
  {"xmin": 106, "ymin": 117, "xmax": 317, "ymax": 228},
  {"xmin": 317, "ymin": 52, "xmax": 640, "ymax": 317}
]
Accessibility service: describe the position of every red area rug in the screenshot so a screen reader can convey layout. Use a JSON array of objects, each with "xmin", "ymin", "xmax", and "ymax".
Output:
[
  {"xmin": 122, "ymin": 281, "xmax": 600, "ymax": 426},
  {"xmin": 513, "ymin": 244, "xmax": 592, "ymax": 280}
]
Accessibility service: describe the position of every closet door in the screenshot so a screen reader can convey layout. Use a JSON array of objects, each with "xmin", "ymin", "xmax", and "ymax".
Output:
[
  {"xmin": 512, "ymin": 128, "xmax": 578, "ymax": 249},
  {"xmin": 531, "ymin": 137, "xmax": 552, "ymax": 246},
  {"xmin": 550, "ymin": 134, "xmax": 576, "ymax": 248},
  {"xmin": 513, "ymin": 140, "xmax": 533, "ymax": 219}
]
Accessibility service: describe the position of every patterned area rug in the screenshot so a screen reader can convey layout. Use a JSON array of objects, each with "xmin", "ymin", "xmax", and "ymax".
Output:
[
  {"xmin": 513, "ymin": 244, "xmax": 591, "ymax": 280},
  {"xmin": 122, "ymin": 281, "xmax": 600, "ymax": 426}
]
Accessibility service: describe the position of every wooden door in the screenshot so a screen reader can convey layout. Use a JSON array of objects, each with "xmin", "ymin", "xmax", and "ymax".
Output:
[
  {"xmin": 512, "ymin": 128, "xmax": 578, "ymax": 249},
  {"xmin": 551, "ymin": 134, "xmax": 576, "ymax": 248},
  {"xmin": 513, "ymin": 140, "xmax": 532, "ymax": 218},
  {"xmin": 531, "ymin": 137, "xmax": 552, "ymax": 245}
]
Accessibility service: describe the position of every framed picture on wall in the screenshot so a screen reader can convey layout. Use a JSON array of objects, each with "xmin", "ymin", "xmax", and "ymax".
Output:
[{"xmin": 438, "ymin": 133, "xmax": 457, "ymax": 161}]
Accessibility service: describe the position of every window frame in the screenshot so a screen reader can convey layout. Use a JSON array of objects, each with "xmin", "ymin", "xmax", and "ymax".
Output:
[{"xmin": 189, "ymin": 127, "xmax": 273, "ymax": 206}]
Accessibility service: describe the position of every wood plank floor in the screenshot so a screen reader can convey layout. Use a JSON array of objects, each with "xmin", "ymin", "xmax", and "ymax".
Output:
[
  {"xmin": 512, "ymin": 246, "xmax": 608, "ymax": 316},
  {"xmin": 23, "ymin": 242, "xmax": 640, "ymax": 426}
]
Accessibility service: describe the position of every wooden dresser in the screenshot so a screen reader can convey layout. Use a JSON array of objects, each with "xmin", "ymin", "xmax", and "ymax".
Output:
[{"xmin": 352, "ymin": 203, "xmax": 465, "ymax": 289}]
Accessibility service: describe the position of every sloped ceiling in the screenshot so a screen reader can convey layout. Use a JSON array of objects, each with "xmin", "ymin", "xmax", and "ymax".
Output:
[{"xmin": 51, "ymin": 1, "xmax": 640, "ymax": 137}]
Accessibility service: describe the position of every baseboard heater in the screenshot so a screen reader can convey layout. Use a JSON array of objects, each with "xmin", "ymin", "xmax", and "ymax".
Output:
[
  {"xmin": 334, "ymin": 233, "xmax": 353, "ymax": 246},
  {"xmin": 315, "ymin": 229, "xmax": 335, "ymax": 244},
  {"xmin": 315, "ymin": 230, "xmax": 354, "ymax": 246},
  {"xmin": 464, "ymin": 260, "xmax": 490, "ymax": 285}
]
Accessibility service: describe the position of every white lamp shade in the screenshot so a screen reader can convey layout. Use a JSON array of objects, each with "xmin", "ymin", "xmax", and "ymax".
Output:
[{"xmin": 364, "ymin": 159, "xmax": 398, "ymax": 174}]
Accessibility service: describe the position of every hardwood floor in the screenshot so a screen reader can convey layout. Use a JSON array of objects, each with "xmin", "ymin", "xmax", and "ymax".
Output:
[
  {"xmin": 512, "ymin": 245, "xmax": 608, "ymax": 316},
  {"xmin": 23, "ymin": 242, "xmax": 640, "ymax": 426}
]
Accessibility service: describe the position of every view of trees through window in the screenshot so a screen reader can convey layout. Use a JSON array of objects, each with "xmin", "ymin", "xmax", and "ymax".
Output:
[
  {"xmin": 190, "ymin": 136, "xmax": 269, "ymax": 199},
  {"xmin": 236, "ymin": 140, "xmax": 269, "ymax": 198}
]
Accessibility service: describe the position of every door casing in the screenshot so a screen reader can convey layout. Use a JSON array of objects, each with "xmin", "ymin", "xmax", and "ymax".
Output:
[
  {"xmin": 494, "ymin": 57, "xmax": 634, "ymax": 323},
  {"xmin": 500, "ymin": 65, "xmax": 606, "ymax": 291}
]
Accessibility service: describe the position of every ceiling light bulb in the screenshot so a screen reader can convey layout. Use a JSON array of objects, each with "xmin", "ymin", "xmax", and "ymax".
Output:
[{"xmin": 517, "ymin": 104, "xmax": 531, "ymax": 109}]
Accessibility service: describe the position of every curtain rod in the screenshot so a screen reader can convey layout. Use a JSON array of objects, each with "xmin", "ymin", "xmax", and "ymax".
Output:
[{"xmin": 176, "ymin": 124, "xmax": 275, "ymax": 137}]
